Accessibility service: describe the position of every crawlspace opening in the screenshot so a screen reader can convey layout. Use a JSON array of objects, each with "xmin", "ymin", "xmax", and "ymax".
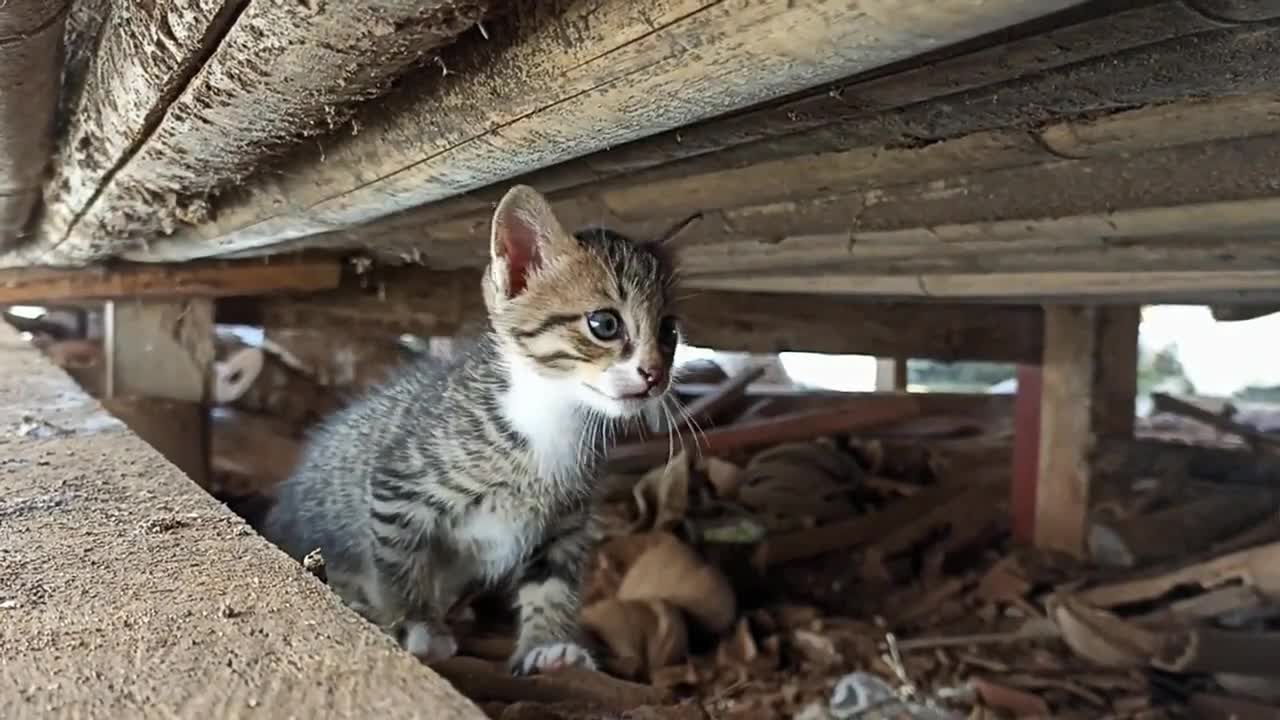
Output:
[{"xmin": 10, "ymin": 302, "xmax": 1280, "ymax": 719}]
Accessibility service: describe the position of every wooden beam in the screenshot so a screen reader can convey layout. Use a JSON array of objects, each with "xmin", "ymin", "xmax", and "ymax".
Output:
[
  {"xmin": 104, "ymin": 0, "xmax": 1084, "ymax": 263},
  {"xmin": 28, "ymin": 0, "xmax": 487, "ymax": 263},
  {"xmin": 0, "ymin": 258, "xmax": 340, "ymax": 304},
  {"xmin": 279, "ymin": 100, "xmax": 1280, "ymax": 276},
  {"xmin": 686, "ymin": 268, "xmax": 1280, "ymax": 304},
  {"xmin": 105, "ymin": 299, "xmax": 215, "ymax": 403},
  {"xmin": 1034, "ymin": 306, "xmax": 1138, "ymax": 557},
  {"xmin": 0, "ymin": 0, "xmax": 66, "ymax": 247},
  {"xmin": 276, "ymin": 3, "xmax": 1267, "ymax": 257},
  {"xmin": 679, "ymin": 292, "xmax": 1043, "ymax": 363},
  {"xmin": 234, "ymin": 268, "xmax": 1046, "ymax": 363}
]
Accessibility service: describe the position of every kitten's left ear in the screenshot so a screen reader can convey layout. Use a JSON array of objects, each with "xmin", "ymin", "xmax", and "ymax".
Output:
[{"xmin": 490, "ymin": 185, "xmax": 570, "ymax": 298}]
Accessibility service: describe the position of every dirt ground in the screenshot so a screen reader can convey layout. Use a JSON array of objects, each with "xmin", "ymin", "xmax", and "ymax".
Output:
[{"xmin": 0, "ymin": 324, "xmax": 485, "ymax": 719}]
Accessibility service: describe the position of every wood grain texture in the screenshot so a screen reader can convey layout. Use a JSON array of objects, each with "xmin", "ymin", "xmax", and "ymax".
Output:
[
  {"xmin": 0, "ymin": 258, "xmax": 340, "ymax": 304},
  {"xmin": 119, "ymin": 0, "xmax": 1085, "ymax": 261},
  {"xmin": 1034, "ymin": 305, "xmax": 1138, "ymax": 557},
  {"xmin": 237, "ymin": 267, "xmax": 1044, "ymax": 362},
  {"xmin": 314, "ymin": 4, "xmax": 1262, "ymax": 252},
  {"xmin": 28, "ymin": 0, "xmax": 490, "ymax": 265},
  {"xmin": 0, "ymin": 0, "xmax": 67, "ymax": 247}
]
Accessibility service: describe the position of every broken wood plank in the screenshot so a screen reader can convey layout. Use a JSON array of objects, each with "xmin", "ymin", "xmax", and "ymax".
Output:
[
  {"xmin": 1151, "ymin": 392, "xmax": 1280, "ymax": 453},
  {"xmin": 1035, "ymin": 306, "xmax": 1138, "ymax": 557},
  {"xmin": 1088, "ymin": 492, "xmax": 1279, "ymax": 569},
  {"xmin": 1078, "ymin": 540, "xmax": 1280, "ymax": 608},
  {"xmin": 105, "ymin": 299, "xmax": 215, "ymax": 404},
  {"xmin": 752, "ymin": 479, "xmax": 998, "ymax": 569},
  {"xmin": 0, "ymin": 258, "xmax": 340, "ymax": 304},
  {"xmin": 608, "ymin": 396, "xmax": 922, "ymax": 473},
  {"xmin": 0, "ymin": 0, "xmax": 66, "ymax": 247},
  {"xmin": 31, "ymin": 0, "xmax": 489, "ymax": 262},
  {"xmin": 116, "ymin": 0, "xmax": 1085, "ymax": 261}
]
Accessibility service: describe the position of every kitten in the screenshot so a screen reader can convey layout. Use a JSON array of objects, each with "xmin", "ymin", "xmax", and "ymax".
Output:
[{"xmin": 262, "ymin": 185, "xmax": 681, "ymax": 675}]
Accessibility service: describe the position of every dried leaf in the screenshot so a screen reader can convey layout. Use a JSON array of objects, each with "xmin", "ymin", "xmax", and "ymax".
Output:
[{"xmin": 618, "ymin": 534, "xmax": 737, "ymax": 634}]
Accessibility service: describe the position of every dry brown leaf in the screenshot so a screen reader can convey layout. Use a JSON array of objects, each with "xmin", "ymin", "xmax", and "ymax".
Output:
[
  {"xmin": 702, "ymin": 457, "xmax": 744, "ymax": 499},
  {"xmin": 632, "ymin": 452, "xmax": 694, "ymax": 531},
  {"xmin": 582, "ymin": 598, "xmax": 688, "ymax": 680},
  {"xmin": 618, "ymin": 534, "xmax": 737, "ymax": 634}
]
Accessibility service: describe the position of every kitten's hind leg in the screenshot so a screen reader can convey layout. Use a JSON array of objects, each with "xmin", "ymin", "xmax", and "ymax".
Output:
[{"xmin": 509, "ymin": 520, "xmax": 598, "ymax": 676}]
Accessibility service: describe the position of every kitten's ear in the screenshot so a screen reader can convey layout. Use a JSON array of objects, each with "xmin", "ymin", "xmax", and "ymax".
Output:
[{"xmin": 490, "ymin": 185, "xmax": 567, "ymax": 298}]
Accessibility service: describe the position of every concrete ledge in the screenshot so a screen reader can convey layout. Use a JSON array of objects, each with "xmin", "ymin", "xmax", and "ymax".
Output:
[{"xmin": 0, "ymin": 325, "xmax": 484, "ymax": 718}]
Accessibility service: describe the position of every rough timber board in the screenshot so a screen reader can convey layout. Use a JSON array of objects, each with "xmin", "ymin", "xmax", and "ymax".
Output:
[
  {"xmin": 224, "ymin": 7, "xmax": 1280, "ymax": 264},
  {"xmin": 36, "ymin": 0, "xmax": 490, "ymax": 260},
  {"xmin": 264, "ymin": 91, "xmax": 1280, "ymax": 270},
  {"xmin": 333, "ymin": 0, "xmax": 1253, "ymax": 239},
  {"xmin": 0, "ymin": 0, "xmax": 65, "ymax": 247},
  {"xmin": 109, "ymin": 0, "xmax": 1086, "ymax": 263},
  {"xmin": 0, "ymin": 325, "xmax": 485, "ymax": 719}
]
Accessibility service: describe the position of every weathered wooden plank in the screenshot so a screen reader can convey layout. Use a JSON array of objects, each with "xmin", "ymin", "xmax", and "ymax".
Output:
[
  {"xmin": 28, "ymin": 0, "xmax": 489, "ymax": 264},
  {"xmin": 254, "ymin": 7, "xmax": 1280, "ymax": 261},
  {"xmin": 686, "ymin": 269, "xmax": 1280, "ymax": 303},
  {"xmin": 678, "ymin": 292, "xmax": 1044, "ymax": 364},
  {"xmin": 1034, "ymin": 306, "xmax": 1138, "ymax": 556},
  {"xmin": 234, "ymin": 267, "xmax": 1045, "ymax": 362},
  {"xmin": 0, "ymin": 0, "xmax": 66, "ymax": 247},
  {"xmin": 115, "ymin": 0, "xmax": 1085, "ymax": 262},
  {"xmin": 0, "ymin": 258, "xmax": 340, "ymax": 304},
  {"xmin": 273, "ymin": 92, "xmax": 1280, "ymax": 269},
  {"xmin": 0, "ymin": 322, "xmax": 488, "ymax": 718},
  {"xmin": 281, "ymin": 0, "xmax": 1233, "ymax": 240}
]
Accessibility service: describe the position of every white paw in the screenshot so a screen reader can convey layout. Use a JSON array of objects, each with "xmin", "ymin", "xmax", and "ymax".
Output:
[
  {"xmin": 513, "ymin": 642, "xmax": 596, "ymax": 676},
  {"xmin": 402, "ymin": 621, "xmax": 457, "ymax": 664}
]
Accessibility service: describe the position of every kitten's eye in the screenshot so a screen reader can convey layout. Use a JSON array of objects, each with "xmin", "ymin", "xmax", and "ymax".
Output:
[
  {"xmin": 659, "ymin": 316, "xmax": 679, "ymax": 346},
  {"xmin": 586, "ymin": 309, "xmax": 623, "ymax": 341}
]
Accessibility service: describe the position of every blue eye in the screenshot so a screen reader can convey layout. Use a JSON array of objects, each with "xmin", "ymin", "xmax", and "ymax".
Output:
[{"xmin": 586, "ymin": 310, "xmax": 622, "ymax": 340}]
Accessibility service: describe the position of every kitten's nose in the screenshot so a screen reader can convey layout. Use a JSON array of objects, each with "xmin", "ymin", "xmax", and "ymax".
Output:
[{"xmin": 637, "ymin": 366, "xmax": 665, "ymax": 389}]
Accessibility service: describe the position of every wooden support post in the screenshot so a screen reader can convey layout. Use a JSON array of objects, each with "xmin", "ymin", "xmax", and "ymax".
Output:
[
  {"xmin": 875, "ymin": 357, "xmax": 908, "ymax": 391},
  {"xmin": 104, "ymin": 299, "xmax": 215, "ymax": 402},
  {"xmin": 1011, "ymin": 365, "xmax": 1043, "ymax": 545},
  {"xmin": 102, "ymin": 298, "xmax": 215, "ymax": 486},
  {"xmin": 1033, "ymin": 306, "xmax": 1139, "ymax": 556}
]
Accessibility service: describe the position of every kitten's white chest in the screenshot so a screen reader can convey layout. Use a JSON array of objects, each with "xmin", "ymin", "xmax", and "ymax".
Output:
[
  {"xmin": 455, "ymin": 510, "xmax": 530, "ymax": 581},
  {"xmin": 502, "ymin": 359, "xmax": 589, "ymax": 481}
]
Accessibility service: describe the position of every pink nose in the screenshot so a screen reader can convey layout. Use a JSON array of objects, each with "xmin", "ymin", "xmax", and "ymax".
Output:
[{"xmin": 637, "ymin": 366, "xmax": 665, "ymax": 389}]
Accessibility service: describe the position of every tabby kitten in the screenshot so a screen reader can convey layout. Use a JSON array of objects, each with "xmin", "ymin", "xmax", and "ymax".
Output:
[{"xmin": 262, "ymin": 185, "xmax": 681, "ymax": 675}]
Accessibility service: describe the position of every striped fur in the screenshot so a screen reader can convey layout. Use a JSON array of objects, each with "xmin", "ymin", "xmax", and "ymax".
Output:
[{"xmin": 262, "ymin": 186, "xmax": 680, "ymax": 674}]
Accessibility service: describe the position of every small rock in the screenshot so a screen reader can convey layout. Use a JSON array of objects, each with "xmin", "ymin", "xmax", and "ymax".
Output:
[
  {"xmin": 219, "ymin": 601, "xmax": 242, "ymax": 619},
  {"xmin": 0, "ymin": 599, "xmax": 21, "ymax": 610},
  {"xmin": 302, "ymin": 548, "xmax": 327, "ymax": 582}
]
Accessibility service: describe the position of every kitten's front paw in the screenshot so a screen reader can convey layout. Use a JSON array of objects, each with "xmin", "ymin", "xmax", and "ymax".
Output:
[
  {"xmin": 511, "ymin": 642, "xmax": 596, "ymax": 676},
  {"xmin": 401, "ymin": 621, "xmax": 458, "ymax": 664}
]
